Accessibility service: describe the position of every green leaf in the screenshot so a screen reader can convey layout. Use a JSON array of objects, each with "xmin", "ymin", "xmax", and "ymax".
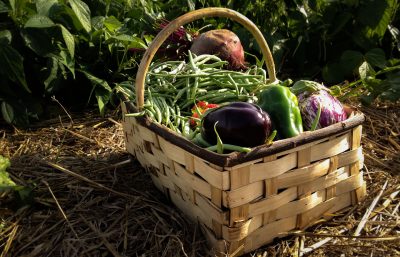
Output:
[
  {"xmin": 381, "ymin": 71, "xmax": 400, "ymax": 101},
  {"xmin": 0, "ymin": 30, "xmax": 12, "ymax": 45},
  {"xmin": 0, "ymin": 155, "xmax": 11, "ymax": 172},
  {"xmin": 358, "ymin": 0, "xmax": 397, "ymax": 40},
  {"xmin": 48, "ymin": 3, "xmax": 85, "ymax": 33},
  {"xmin": 24, "ymin": 15, "xmax": 55, "ymax": 28},
  {"xmin": 359, "ymin": 61, "xmax": 375, "ymax": 79},
  {"xmin": 104, "ymin": 16, "xmax": 122, "ymax": 32},
  {"xmin": 95, "ymin": 88, "xmax": 111, "ymax": 116},
  {"xmin": 143, "ymin": 34, "xmax": 153, "ymax": 45},
  {"xmin": 44, "ymin": 57, "xmax": 59, "ymax": 91},
  {"xmin": 0, "ymin": 160, "xmax": 15, "ymax": 187},
  {"xmin": 9, "ymin": 0, "xmax": 16, "ymax": 12},
  {"xmin": 0, "ymin": 45, "xmax": 30, "ymax": 93},
  {"xmin": 91, "ymin": 16, "xmax": 105, "ymax": 30},
  {"xmin": 360, "ymin": 95, "xmax": 375, "ymax": 105},
  {"xmin": 365, "ymin": 48, "xmax": 386, "ymax": 69},
  {"xmin": 322, "ymin": 62, "xmax": 345, "ymax": 84},
  {"xmin": 59, "ymin": 25, "xmax": 75, "ymax": 58},
  {"xmin": 36, "ymin": 0, "xmax": 58, "ymax": 16},
  {"xmin": 57, "ymin": 50, "xmax": 75, "ymax": 78},
  {"xmin": 108, "ymin": 35, "xmax": 147, "ymax": 48},
  {"xmin": 340, "ymin": 50, "xmax": 364, "ymax": 75},
  {"xmin": 80, "ymin": 70, "xmax": 112, "ymax": 92},
  {"xmin": 187, "ymin": 0, "xmax": 195, "ymax": 11},
  {"xmin": 15, "ymin": 186, "xmax": 34, "ymax": 206},
  {"xmin": 1, "ymin": 102, "xmax": 14, "ymax": 124},
  {"xmin": 68, "ymin": 0, "xmax": 91, "ymax": 33},
  {"xmin": 96, "ymin": 94, "xmax": 106, "ymax": 116},
  {"xmin": 0, "ymin": 1, "xmax": 9, "ymax": 13},
  {"xmin": 388, "ymin": 25, "xmax": 400, "ymax": 52},
  {"xmin": 21, "ymin": 28, "xmax": 57, "ymax": 57},
  {"xmin": 0, "ymin": 170, "xmax": 16, "ymax": 187}
]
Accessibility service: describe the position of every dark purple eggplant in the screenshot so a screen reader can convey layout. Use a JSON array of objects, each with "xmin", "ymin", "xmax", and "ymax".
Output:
[{"xmin": 200, "ymin": 102, "xmax": 272, "ymax": 147}]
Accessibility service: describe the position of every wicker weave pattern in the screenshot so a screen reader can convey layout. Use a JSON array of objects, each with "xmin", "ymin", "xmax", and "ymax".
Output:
[
  {"xmin": 122, "ymin": 102, "xmax": 366, "ymax": 255},
  {"xmin": 122, "ymin": 7, "xmax": 366, "ymax": 256}
]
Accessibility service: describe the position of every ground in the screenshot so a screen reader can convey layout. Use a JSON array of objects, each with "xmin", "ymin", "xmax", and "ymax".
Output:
[{"xmin": 1, "ymin": 101, "xmax": 399, "ymax": 257}]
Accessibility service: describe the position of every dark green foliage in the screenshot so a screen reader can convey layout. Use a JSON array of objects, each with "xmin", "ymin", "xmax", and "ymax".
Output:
[{"xmin": 0, "ymin": 0, "xmax": 157, "ymax": 126}]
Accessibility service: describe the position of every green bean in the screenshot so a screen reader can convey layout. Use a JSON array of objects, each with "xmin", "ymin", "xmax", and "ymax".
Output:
[
  {"xmin": 192, "ymin": 133, "xmax": 212, "ymax": 147},
  {"xmin": 190, "ymin": 77, "xmax": 199, "ymax": 100},
  {"xmin": 174, "ymin": 105, "xmax": 181, "ymax": 128},
  {"xmin": 227, "ymin": 74, "xmax": 240, "ymax": 97},
  {"xmin": 125, "ymin": 111, "xmax": 146, "ymax": 117},
  {"xmin": 188, "ymin": 50, "xmax": 200, "ymax": 72},
  {"xmin": 168, "ymin": 122, "xmax": 181, "ymax": 133},
  {"xmin": 192, "ymin": 54, "xmax": 222, "ymax": 64},
  {"xmin": 152, "ymin": 103, "xmax": 163, "ymax": 123},
  {"xmin": 144, "ymin": 109, "xmax": 155, "ymax": 120},
  {"xmin": 159, "ymin": 98, "xmax": 170, "ymax": 125},
  {"xmin": 206, "ymin": 94, "xmax": 254, "ymax": 104},
  {"xmin": 181, "ymin": 120, "xmax": 192, "ymax": 138},
  {"xmin": 173, "ymin": 87, "xmax": 189, "ymax": 105},
  {"xmin": 151, "ymin": 96, "xmax": 163, "ymax": 122},
  {"xmin": 199, "ymin": 61, "xmax": 228, "ymax": 69},
  {"xmin": 206, "ymin": 144, "xmax": 252, "ymax": 153},
  {"xmin": 142, "ymin": 53, "xmax": 269, "ymax": 154}
]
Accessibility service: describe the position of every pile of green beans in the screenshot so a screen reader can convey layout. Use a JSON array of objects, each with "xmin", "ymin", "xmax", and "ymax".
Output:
[{"xmin": 127, "ymin": 51, "xmax": 270, "ymax": 152}]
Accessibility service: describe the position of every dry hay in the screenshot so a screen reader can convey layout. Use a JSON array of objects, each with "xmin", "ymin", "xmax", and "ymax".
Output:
[{"xmin": 0, "ymin": 101, "xmax": 399, "ymax": 257}]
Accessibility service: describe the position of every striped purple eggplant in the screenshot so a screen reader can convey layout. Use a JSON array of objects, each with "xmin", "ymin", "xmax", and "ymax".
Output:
[{"xmin": 297, "ymin": 90, "xmax": 348, "ymax": 130}]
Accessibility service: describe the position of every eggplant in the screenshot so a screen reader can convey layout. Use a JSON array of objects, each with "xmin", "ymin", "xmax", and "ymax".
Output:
[
  {"xmin": 298, "ymin": 90, "xmax": 348, "ymax": 130},
  {"xmin": 201, "ymin": 102, "xmax": 272, "ymax": 147}
]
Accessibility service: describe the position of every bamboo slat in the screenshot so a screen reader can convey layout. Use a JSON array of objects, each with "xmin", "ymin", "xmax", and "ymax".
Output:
[{"xmin": 121, "ymin": 7, "xmax": 367, "ymax": 256}]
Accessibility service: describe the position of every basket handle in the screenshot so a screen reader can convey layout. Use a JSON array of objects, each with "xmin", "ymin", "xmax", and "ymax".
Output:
[{"xmin": 135, "ymin": 7, "xmax": 277, "ymax": 109}]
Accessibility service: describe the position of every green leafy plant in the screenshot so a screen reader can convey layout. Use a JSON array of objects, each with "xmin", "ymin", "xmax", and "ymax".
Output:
[
  {"xmin": 0, "ymin": 0, "xmax": 161, "ymax": 126},
  {"xmin": 331, "ymin": 57, "xmax": 400, "ymax": 104},
  {"xmin": 0, "ymin": 155, "xmax": 34, "ymax": 208},
  {"xmin": 195, "ymin": 0, "xmax": 399, "ymax": 102},
  {"xmin": 0, "ymin": 155, "xmax": 14, "ymax": 187}
]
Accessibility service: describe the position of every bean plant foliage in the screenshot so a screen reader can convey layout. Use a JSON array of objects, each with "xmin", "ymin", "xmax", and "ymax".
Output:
[
  {"xmin": 0, "ymin": 0, "xmax": 162, "ymax": 126},
  {"xmin": 203, "ymin": 0, "xmax": 400, "ymax": 103},
  {"xmin": 0, "ymin": 0, "xmax": 399, "ymax": 127}
]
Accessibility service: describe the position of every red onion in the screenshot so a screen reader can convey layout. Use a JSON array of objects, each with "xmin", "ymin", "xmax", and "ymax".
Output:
[{"xmin": 190, "ymin": 29, "xmax": 247, "ymax": 70}]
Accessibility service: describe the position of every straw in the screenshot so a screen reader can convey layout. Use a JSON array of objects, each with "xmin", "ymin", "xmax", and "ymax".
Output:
[{"xmin": 1, "ymin": 100, "xmax": 399, "ymax": 256}]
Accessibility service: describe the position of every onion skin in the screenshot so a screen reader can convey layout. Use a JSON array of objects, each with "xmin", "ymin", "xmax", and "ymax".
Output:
[
  {"xmin": 190, "ymin": 29, "xmax": 247, "ymax": 70},
  {"xmin": 201, "ymin": 102, "xmax": 271, "ymax": 147},
  {"xmin": 298, "ymin": 90, "xmax": 348, "ymax": 130}
]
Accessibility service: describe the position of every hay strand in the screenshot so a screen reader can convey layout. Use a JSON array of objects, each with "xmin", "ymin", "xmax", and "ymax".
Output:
[
  {"xmin": 1, "ymin": 100, "xmax": 399, "ymax": 257},
  {"xmin": 353, "ymin": 180, "xmax": 388, "ymax": 237}
]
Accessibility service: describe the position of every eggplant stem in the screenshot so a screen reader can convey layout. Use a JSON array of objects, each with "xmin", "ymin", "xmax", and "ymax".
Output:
[
  {"xmin": 310, "ymin": 103, "xmax": 322, "ymax": 131},
  {"xmin": 265, "ymin": 130, "xmax": 277, "ymax": 145}
]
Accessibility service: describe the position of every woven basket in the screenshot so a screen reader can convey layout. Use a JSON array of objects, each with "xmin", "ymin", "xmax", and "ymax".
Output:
[{"xmin": 122, "ymin": 7, "xmax": 366, "ymax": 256}]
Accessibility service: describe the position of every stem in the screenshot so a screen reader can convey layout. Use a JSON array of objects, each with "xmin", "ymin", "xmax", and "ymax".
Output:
[
  {"xmin": 206, "ymin": 144, "xmax": 252, "ymax": 153},
  {"xmin": 310, "ymin": 103, "xmax": 322, "ymax": 131}
]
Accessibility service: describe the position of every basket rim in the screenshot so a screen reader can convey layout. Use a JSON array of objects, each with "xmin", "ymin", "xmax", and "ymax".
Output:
[{"xmin": 123, "ymin": 101, "xmax": 365, "ymax": 167}]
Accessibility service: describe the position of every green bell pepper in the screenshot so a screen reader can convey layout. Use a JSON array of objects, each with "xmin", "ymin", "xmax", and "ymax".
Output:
[{"xmin": 258, "ymin": 84, "xmax": 303, "ymax": 139}]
